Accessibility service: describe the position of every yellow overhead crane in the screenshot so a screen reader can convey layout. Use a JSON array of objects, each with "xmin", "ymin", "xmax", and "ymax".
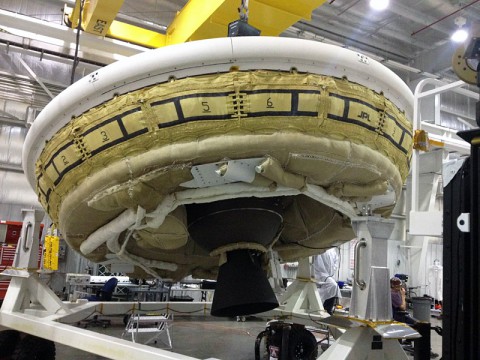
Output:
[{"xmin": 65, "ymin": 0, "xmax": 327, "ymax": 49}]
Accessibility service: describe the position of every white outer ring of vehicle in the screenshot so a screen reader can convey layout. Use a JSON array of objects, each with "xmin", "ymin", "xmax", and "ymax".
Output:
[{"xmin": 22, "ymin": 36, "xmax": 413, "ymax": 190}]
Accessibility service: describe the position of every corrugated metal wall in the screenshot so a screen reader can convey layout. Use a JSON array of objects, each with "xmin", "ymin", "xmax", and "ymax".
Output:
[{"xmin": 0, "ymin": 0, "xmax": 92, "ymax": 221}]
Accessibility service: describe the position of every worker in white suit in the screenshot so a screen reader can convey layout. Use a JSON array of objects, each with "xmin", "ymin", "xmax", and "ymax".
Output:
[
  {"xmin": 313, "ymin": 248, "xmax": 342, "ymax": 315},
  {"xmin": 427, "ymin": 259, "xmax": 443, "ymax": 306}
]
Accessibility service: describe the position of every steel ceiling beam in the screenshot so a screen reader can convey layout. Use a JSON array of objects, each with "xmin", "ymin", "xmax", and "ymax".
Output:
[
  {"xmin": 65, "ymin": 1, "xmax": 167, "ymax": 48},
  {"xmin": 311, "ymin": 5, "xmax": 441, "ymax": 52},
  {"xmin": 16, "ymin": 55, "xmax": 54, "ymax": 100},
  {"xmin": 0, "ymin": 162, "xmax": 24, "ymax": 173},
  {"xmin": 69, "ymin": 0, "xmax": 125, "ymax": 36},
  {"xmin": 388, "ymin": 2, "xmax": 452, "ymax": 36},
  {"xmin": 0, "ymin": 9, "xmax": 146, "ymax": 64},
  {"xmin": 0, "ymin": 115, "xmax": 26, "ymax": 128},
  {"xmin": 66, "ymin": 0, "xmax": 328, "ymax": 48},
  {"xmin": 166, "ymin": 0, "xmax": 328, "ymax": 44}
]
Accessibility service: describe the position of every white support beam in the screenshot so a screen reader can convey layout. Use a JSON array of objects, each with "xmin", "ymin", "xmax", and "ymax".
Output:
[
  {"xmin": 0, "ymin": 312, "xmax": 199, "ymax": 360},
  {"xmin": 417, "ymin": 80, "xmax": 478, "ymax": 100},
  {"xmin": 411, "ymin": 78, "xmax": 472, "ymax": 212},
  {"xmin": 421, "ymin": 122, "xmax": 470, "ymax": 155},
  {"xmin": 0, "ymin": 162, "xmax": 24, "ymax": 173},
  {"xmin": 16, "ymin": 55, "xmax": 55, "ymax": 99},
  {"xmin": 0, "ymin": 9, "xmax": 146, "ymax": 65}
]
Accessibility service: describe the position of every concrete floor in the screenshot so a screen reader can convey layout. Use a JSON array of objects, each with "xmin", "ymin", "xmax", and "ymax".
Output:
[
  {"xmin": 56, "ymin": 316, "xmax": 269, "ymax": 360},
  {"xmin": 428, "ymin": 317, "xmax": 443, "ymax": 359},
  {"xmin": 52, "ymin": 314, "xmax": 443, "ymax": 360}
]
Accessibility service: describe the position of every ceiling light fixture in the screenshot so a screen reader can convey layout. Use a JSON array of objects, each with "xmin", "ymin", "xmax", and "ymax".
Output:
[
  {"xmin": 451, "ymin": 28, "xmax": 468, "ymax": 42},
  {"xmin": 369, "ymin": 0, "xmax": 390, "ymax": 11},
  {"xmin": 451, "ymin": 16, "xmax": 468, "ymax": 43}
]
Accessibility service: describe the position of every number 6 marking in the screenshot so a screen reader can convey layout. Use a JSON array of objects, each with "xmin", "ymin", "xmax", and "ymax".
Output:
[{"xmin": 266, "ymin": 97, "xmax": 274, "ymax": 108}]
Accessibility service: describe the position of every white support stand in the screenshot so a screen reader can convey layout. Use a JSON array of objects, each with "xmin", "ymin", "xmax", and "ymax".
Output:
[
  {"xmin": 349, "ymin": 218, "xmax": 394, "ymax": 321},
  {"xmin": 320, "ymin": 326, "xmax": 410, "ymax": 359},
  {"xmin": 0, "ymin": 209, "xmax": 215, "ymax": 360},
  {"xmin": 276, "ymin": 257, "xmax": 324, "ymax": 317},
  {"xmin": 0, "ymin": 211, "xmax": 417, "ymax": 360},
  {"xmin": 318, "ymin": 216, "xmax": 419, "ymax": 360},
  {"xmin": 272, "ymin": 256, "xmax": 341, "ymax": 344},
  {"xmin": 1, "ymin": 209, "xmax": 70, "ymax": 317}
]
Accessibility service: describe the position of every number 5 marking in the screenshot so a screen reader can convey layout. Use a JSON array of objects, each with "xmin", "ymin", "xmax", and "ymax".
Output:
[{"xmin": 202, "ymin": 101, "xmax": 211, "ymax": 113}]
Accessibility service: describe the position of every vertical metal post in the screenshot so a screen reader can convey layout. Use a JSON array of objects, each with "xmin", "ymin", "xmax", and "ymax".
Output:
[
  {"xmin": 443, "ymin": 155, "xmax": 467, "ymax": 360},
  {"xmin": 12, "ymin": 209, "xmax": 44, "ymax": 270},
  {"xmin": 349, "ymin": 217, "xmax": 394, "ymax": 321},
  {"xmin": 467, "ymin": 133, "xmax": 480, "ymax": 359},
  {"xmin": 445, "ymin": 128, "xmax": 480, "ymax": 360},
  {"xmin": 414, "ymin": 322, "xmax": 431, "ymax": 360}
]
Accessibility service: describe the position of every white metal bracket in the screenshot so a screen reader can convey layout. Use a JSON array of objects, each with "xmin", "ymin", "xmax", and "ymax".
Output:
[{"xmin": 457, "ymin": 212, "xmax": 470, "ymax": 232}]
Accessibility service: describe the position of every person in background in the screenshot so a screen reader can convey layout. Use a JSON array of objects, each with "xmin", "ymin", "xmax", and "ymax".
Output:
[
  {"xmin": 313, "ymin": 248, "xmax": 341, "ymax": 315},
  {"xmin": 391, "ymin": 276, "xmax": 416, "ymax": 325},
  {"xmin": 391, "ymin": 278, "xmax": 438, "ymax": 358}
]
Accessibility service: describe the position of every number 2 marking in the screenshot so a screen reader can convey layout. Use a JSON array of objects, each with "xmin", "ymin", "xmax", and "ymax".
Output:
[{"xmin": 61, "ymin": 155, "xmax": 69, "ymax": 166}]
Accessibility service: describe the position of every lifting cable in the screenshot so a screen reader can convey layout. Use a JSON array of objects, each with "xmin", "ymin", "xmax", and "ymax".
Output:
[
  {"xmin": 239, "ymin": 0, "xmax": 249, "ymax": 22},
  {"xmin": 70, "ymin": 0, "xmax": 84, "ymax": 84}
]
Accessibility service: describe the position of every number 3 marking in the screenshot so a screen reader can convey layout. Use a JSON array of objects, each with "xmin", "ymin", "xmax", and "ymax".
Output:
[{"xmin": 100, "ymin": 130, "xmax": 110, "ymax": 142}]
